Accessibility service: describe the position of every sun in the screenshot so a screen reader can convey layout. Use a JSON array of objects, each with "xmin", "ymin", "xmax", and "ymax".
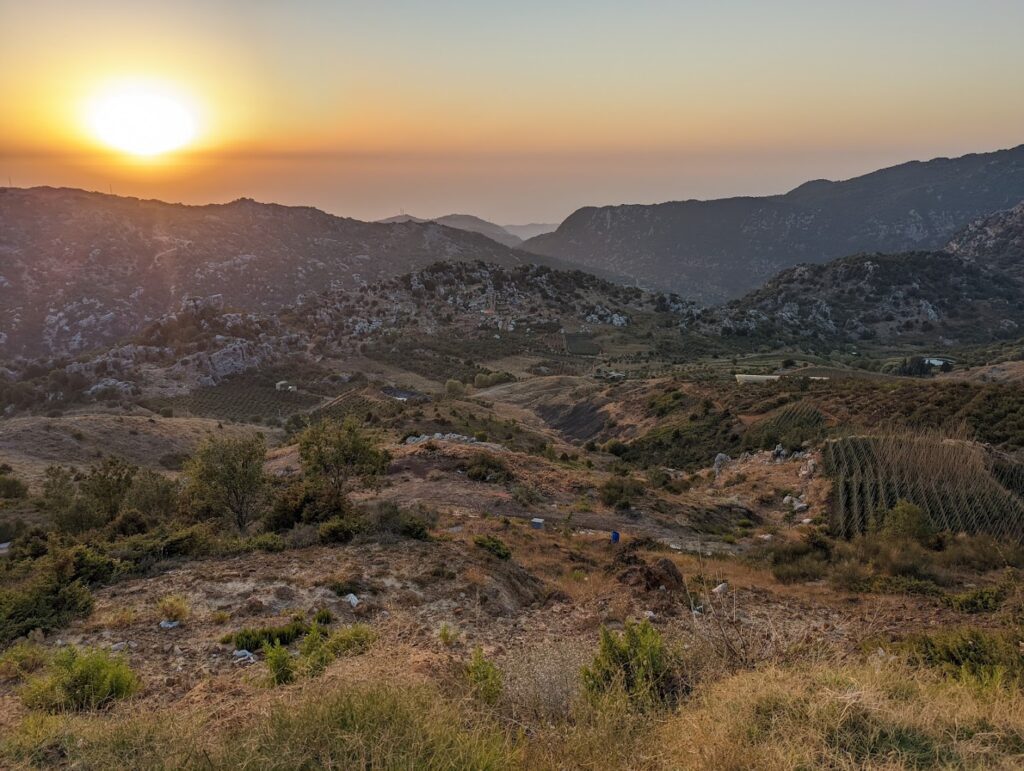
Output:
[{"xmin": 87, "ymin": 80, "xmax": 198, "ymax": 157}]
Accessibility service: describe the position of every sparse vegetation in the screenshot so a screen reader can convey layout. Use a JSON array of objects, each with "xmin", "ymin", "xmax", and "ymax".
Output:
[
  {"xmin": 20, "ymin": 646, "xmax": 139, "ymax": 712},
  {"xmin": 474, "ymin": 534, "xmax": 511, "ymax": 560}
]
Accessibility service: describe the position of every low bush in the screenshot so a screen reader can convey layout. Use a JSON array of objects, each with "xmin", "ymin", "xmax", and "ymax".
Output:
[
  {"xmin": 463, "ymin": 453, "xmax": 513, "ymax": 484},
  {"xmin": 263, "ymin": 641, "xmax": 295, "ymax": 686},
  {"xmin": 895, "ymin": 628, "xmax": 1024, "ymax": 684},
  {"xmin": 0, "ymin": 641, "xmax": 50, "ymax": 683},
  {"xmin": 466, "ymin": 647, "xmax": 503, "ymax": 705},
  {"xmin": 318, "ymin": 517, "xmax": 360, "ymax": 544},
  {"xmin": 474, "ymin": 535, "xmax": 511, "ymax": 561},
  {"xmin": 581, "ymin": 620, "xmax": 685, "ymax": 710},
  {"xmin": 599, "ymin": 477, "xmax": 645, "ymax": 510},
  {"xmin": 231, "ymin": 620, "xmax": 309, "ymax": 652},
  {"xmin": 246, "ymin": 532, "xmax": 286, "ymax": 552},
  {"xmin": 876, "ymin": 500, "xmax": 934, "ymax": 543},
  {"xmin": 21, "ymin": 646, "xmax": 139, "ymax": 712},
  {"xmin": 0, "ymin": 571, "xmax": 93, "ymax": 647},
  {"xmin": 326, "ymin": 624, "xmax": 377, "ymax": 657},
  {"xmin": 156, "ymin": 594, "xmax": 189, "ymax": 623},
  {"xmin": 313, "ymin": 608, "xmax": 334, "ymax": 625},
  {"xmin": 945, "ymin": 586, "xmax": 1006, "ymax": 613},
  {"xmin": 361, "ymin": 501, "xmax": 435, "ymax": 541},
  {"xmin": 0, "ymin": 474, "xmax": 28, "ymax": 499},
  {"xmin": 439, "ymin": 622, "xmax": 460, "ymax": 647}
]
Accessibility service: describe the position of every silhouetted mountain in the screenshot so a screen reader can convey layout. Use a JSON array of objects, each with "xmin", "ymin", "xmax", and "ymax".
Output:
[
  {"xmin": 377, "ymin": 213, "xmax": 523, "ymax": 246},
  {"xmin": 0, "ymin": 188, "xmax": 553, "ymax": 357},
  {"xmin": 502, "ymin": 222, "xmax": 558, "ymax": 240},
  {"xmin": 523, "ymin": 145, "xmax": 1024, "ymax": 301}
]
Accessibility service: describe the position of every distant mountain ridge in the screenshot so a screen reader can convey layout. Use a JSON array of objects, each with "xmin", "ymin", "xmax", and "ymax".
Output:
[
  {"xmin": 0, "ymin": 188, "xmax": 561, "ymax": 358},
  {"xmin": 523, "ymin": 145, "xmax": 1024, "ymax": 301},
  {"xmin": 377, "ymin": 213, "xmax": 524, "ymax": 247},
  {"xmin": 502, "ymin": 222, "xmax": 558, "ymax": 240}
]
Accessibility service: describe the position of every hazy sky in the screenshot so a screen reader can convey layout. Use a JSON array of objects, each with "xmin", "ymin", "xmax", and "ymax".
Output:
[{"xmin": 2, "ymin": 0, "xmax": 1023, "ymax": 223}]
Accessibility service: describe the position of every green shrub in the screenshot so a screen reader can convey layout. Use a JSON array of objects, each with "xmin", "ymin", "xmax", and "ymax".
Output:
[
  {"xmin": 766, "ymin": 536, "xmax": 830, "ymax": 584},
  {"xmin": 945, "ymin": 586, "xmax": 1006, "ymax": 613},
  {"xmin": 464, "ymin": 453, "xmax": 513, "ymax": 484},
  {"xmin": 599, "ymin": 477, "xmax": 645, "ymax": 510},
  {"xmin": 21, "ymin": 646, "xmax": 139, "ymax": 712},
  {"xmin": 878, "ymin": 500, "xmax": 934, "ymax": 543},
  {"xmin": 107, "ymin": 508, "xmax": 150, "ymax": 538},
  {"xmin": 313, "ymin": 608, "xmax": 334, "ymax": 625},
  {"xmin": 771, "ymin": 555, "xmax": 828, "ymax": 584},
  {"xmin": 897, "ymin": 628, "xmax": 1024, "ymax": 684},
  {"xmin": 361, "ymin": 501, "xmax": 434, "ymax": 540},
  {"xmin": 474, "ymin": 535, "xmax": 511, "ymax": 561},
  {"xmin": 0, "ymin": 573, "xmax": 93, "ymax": 647},
  {"xmin": 0, "ymin": 475, "xmax": 28, "ymax": 499},
  {"xmin": 319, "ymin": 517, "xmax": 360, "ymax": 544},
  {"xmin": 232, "ymin": 620, "xmax": 309, "ymax": 652},
  {"xmin": 327, "ymin": 624, "xmax": 377, "ymax": 657},
  {"xmin": 298, "ymin": 622, "xmax": 332, "ymax": 676},
  {"xmin": 263, "ymin": 641, "xmax": 295, "ymax": 686},
  {"xmin": 438, "ymin": 622, "xmax": 460, "ymax": 647},
  {"xmin": 246, "ymin": 532, "xmax": 286, "ymax": 552},
  {"xmin": 0, "ymin": 641, "xmax": 50, "ymax": 683},
  {"xmin": 466, "ymin": 647, "xmax": 503, "ymax": 705},
  {"xmin": 581, "ymin": 620, "xmax": 684, "ymax": 709}
]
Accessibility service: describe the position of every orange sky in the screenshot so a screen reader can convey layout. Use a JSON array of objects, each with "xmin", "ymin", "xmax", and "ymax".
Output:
[{"xmin": 3, "ymin": 0, "xmax": 1023, "ymax": 222}]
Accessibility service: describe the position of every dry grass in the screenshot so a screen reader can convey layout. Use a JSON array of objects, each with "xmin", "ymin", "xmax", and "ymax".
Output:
[{"xmin": 662, "ymin": 659, "xmax": 1024, "ymax": 770}]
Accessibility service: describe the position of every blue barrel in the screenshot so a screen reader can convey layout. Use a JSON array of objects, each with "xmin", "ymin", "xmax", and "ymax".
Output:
[{"xmin": 610, "ymin": 531, "xmax": 620, "ymax": 544}]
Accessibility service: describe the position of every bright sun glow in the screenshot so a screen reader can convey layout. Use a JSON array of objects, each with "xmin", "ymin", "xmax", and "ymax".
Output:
[{"xmin": 87, "ymin": 81, "xmax": 198, "ymax": 157}]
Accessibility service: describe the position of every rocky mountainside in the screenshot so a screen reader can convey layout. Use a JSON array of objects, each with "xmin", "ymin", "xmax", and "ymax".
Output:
[
  {"xmin": 687, "ymin": 251, "xmax": 1024, "ymax": 348},
  {"xmin": 946, "ymin": 202, "xmax": 1024, "ymax": 282},
  {"xmin": 689, "ymin": 203, "xmax": 1024, "ymax": 348},
  {"xmin": 1, "ymin": 261, "xmax": 692, "ymax": 408},
  {"xmin": 0, "ymin": 188, "xmax": 554, "ymax": 358},
  {"xmin": 523, "ymin": 145, "xmax": 1024, "ymax": 301},
  {"xmin": 378, "ymin": 213, "xmax": 523, "ymax": 247}
]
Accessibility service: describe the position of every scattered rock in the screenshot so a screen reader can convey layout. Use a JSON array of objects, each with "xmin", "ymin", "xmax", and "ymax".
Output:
[
  {"xmin": 110, "ymin": 641, "xmax": 128, "ymax": 652},
  {"xmin": 344, "ymin": 593, "xmax": 360, "ymax": 608},
  {"xmin": 713, "ymin": 453, "xmax": 731, "ymax": 475},
  {"xmin": 712, "ymin": 582, "xmax": 729, "ymax": 595},
  {"xmin": 158, "ymin": 620, "xmax": 180, "ymax": 630}
]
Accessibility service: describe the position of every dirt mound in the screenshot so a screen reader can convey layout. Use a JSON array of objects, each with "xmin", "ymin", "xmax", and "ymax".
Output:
[{"xmin": 617, "ymin": 556, "xmax": 685, "ymax": 592}]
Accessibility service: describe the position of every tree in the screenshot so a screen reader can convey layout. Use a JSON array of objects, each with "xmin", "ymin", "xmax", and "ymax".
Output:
[
  {"xmin": 183, "ymin": 435, "xmax": 268, "ymax": 532},
  {"xmin": 79, "ymin": 457, "xmax": 137, "ymax": 522},
  {"xmin": 298, "ymin": 418, "xmax": 389, "ymax": 503},
  {"xmin": 444, "ymin": 379, "xmax": 466, "ymax": 398},
  {"xmin": 121, "ymin": 469, "xmax": 179, "ymax": 521}
]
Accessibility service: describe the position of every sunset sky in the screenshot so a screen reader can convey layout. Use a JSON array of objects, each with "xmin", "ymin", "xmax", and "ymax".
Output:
[{"xmin": 3, "ymin": 0, "xmax": 1023, "ymax": 223}]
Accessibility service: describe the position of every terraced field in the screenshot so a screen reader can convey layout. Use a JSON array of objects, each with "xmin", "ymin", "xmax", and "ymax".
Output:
[
  {"xmin": 146, "ymin": 382, "xmax": 323, "ymax": 423},
  {"xmin": 823, "ymin": 434, "xmax": 1024, "ymax": 540}
]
